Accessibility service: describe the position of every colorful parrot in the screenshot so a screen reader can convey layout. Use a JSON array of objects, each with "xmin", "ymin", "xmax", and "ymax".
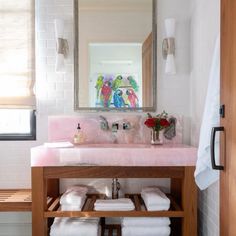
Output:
[
  {"xmin": 112, "ymin": 75, "xmax": 123, "ymax": 91},
  {"xmin": 126, "ymin": 89, "xmax": 139, "ymax": 108},
  {"xmin": 100, "ymin": 81, "xmax": 112, "ymax": 107},
  {"xmin": 95, "ymin": 75, "xmax": 104, "ymax": 99},
  {"xmin": 113, "ymin": 89, "xmax": 125, "ymax": 108},
  {"xmin": 127, "ymin": 76, "xmax": 139, "ymax": 92}
]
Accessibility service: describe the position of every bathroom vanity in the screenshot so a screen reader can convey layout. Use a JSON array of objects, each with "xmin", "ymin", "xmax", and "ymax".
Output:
[{"xmin": 31, "ymin": 144, "xmax": 197, "ymax": 236}]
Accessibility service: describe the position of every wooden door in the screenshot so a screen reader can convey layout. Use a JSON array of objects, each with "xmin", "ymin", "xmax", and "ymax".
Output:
[
  {"xmin": 142, "ymin": 33, "xmax": 153, "ymax": 107},
  {"xmin": 220, "ymin": 0, "xmax": 236, "ymax": 235}
]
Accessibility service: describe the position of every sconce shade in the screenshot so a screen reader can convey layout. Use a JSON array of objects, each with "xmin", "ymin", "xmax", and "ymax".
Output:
[
  {"xmin": 165, "ymin": 18, "xmax": 176, "ymax": 38},
  {"xmin": 163, "ymin": 18, "xmax": 176, "ymax": 75},
  {"xmin": 165, "ymin": 54, "xmax": 176, "ymax": 75},
  {"xmin": 55, "ymin": 54, "xmax": 65, "ymax": 73},
  {"xmin": 54, "ymin": 19, "xmax": 68, "ymax": 73},
  {"xmin": 55, "ymin": 19, "xmax": 65, "ymax": 38}
]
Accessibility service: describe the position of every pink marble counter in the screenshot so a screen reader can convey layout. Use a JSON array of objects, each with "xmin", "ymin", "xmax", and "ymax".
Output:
[{"xmin": 31, "ymin": 144, "xmax": 197, "ymax": 167}]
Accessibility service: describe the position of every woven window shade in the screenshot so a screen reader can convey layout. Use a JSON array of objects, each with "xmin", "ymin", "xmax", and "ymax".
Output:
[{"xmin": 0, "ymin": 0, "xmax": 35, "ymax": 109}]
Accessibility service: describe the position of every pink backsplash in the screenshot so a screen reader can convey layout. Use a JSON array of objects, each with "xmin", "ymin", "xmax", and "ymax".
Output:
[{"xmin": 48, "ymin": 115, "xmax": 183, "ymax": 144}]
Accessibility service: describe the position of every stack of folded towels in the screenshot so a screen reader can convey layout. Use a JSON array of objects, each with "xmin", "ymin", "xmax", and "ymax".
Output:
[
  {"xmin": 121, "ymin": 217, "xmax": 171, "ymax": 236},
  {"xmin": 50, "ymin": 217, "xmax": 101, "ymax": 236},
  {"xmin": 94, "ymin": 198, "xmax": 135, "ymax": 211},
  {"xmin": 60, "ymin": 185, "xmax": 88, "ymax": 211},
  {"xmin": 141, "ymin": 187, "xmax": 170, "ymax": 211}
]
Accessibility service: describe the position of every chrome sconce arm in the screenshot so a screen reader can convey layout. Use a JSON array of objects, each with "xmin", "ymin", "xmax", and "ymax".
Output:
[
  {"xmin": 162, "ymin": 37, "xmax": 175, "ymax": 59},
  {"xmin": 56, "ymin": 38, "xmax": 69, "ymax": 57}
]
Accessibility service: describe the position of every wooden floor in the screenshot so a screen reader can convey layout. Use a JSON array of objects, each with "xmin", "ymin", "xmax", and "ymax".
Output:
[{"xmin": 0, "ymin": 189, "xmax": 31, "ymax": 211}]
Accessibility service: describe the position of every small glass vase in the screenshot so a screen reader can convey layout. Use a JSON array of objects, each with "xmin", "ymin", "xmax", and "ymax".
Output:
[{"xmin": 151, "ymin": 130, "xmax": 163, "ymax": 145}]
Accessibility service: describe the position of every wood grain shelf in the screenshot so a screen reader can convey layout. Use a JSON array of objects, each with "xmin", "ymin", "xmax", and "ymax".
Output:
[
  {"xmin": 0, "ymin": 189, "xmax": 32, "ymax": 212},
  {"xmin": 44, "ymin": 193, "xmax": 184, "ymax": 218},
  {"xmin": 32, "ymin": 166, "xmax": 197, "ymax": 236}
]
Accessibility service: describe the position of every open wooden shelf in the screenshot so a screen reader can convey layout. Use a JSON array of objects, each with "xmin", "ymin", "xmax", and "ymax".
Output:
[
  {"xmin": 44, "ymin": 193, "xmax": 184, "ymax": 218},
  {"xmin": 0, "ymin": 189, "xmax": 31, "ymax": 212}
]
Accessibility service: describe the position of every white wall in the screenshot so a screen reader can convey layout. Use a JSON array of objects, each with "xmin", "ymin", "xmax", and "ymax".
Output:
[
  {"xmin": 0, "ymin": 0, "xmax": 192, "ymax": 235},
  {"xmin": 157, "ymin": 0, "xmax": 192, "ymax": 144},
  {"xmin": 190, "ymin": 0, "xmax": 220, "ymax": 235}
]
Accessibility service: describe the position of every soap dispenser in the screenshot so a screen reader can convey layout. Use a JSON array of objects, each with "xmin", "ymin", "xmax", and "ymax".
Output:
[{"xmin": 73, "ymin": 123, "xmax": 85, "ymax": 144}]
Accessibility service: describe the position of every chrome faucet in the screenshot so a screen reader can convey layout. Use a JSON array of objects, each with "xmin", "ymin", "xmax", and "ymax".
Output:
[
  {"xmin": 99, "ymin": 115, "xmax": 109, "ymax": 131},
  {"xmin": 111, "ymin": 123, "xmax": 119, "ymax": 133},
  {"xmin": 112, "ymin": 178, "xmax": 121, "ymax": 199}
]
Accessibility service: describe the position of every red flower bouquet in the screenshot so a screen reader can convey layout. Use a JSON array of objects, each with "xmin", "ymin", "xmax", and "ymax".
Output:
[{"xmin": 144, "ymin": 111, "xmax": 170, "ymax": 132}]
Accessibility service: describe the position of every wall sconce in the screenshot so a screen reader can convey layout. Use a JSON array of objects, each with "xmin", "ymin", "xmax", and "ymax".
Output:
[
  {"xmin": 54, "ymin": 19, "xmax": 69, "ymax": 73},
  {"xmin": 162, "ymin": 18, "xmax": 176, "ymax": 75}
]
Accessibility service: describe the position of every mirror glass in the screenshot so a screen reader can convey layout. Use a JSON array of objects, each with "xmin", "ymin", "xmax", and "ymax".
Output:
[{"xmin": 74, "ymin": 0, "xmax": 157, "ymax": 111}]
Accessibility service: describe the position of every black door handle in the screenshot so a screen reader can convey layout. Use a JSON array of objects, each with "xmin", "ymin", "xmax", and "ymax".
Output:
[{"xmin": 211, "ymin": 127, "xmax": 224, "ymax": 170}]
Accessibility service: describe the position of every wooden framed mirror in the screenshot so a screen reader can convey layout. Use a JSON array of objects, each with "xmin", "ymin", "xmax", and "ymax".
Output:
[{"xmin": 74, "ymin": 0, "xmax": 157, "ymax": 111}]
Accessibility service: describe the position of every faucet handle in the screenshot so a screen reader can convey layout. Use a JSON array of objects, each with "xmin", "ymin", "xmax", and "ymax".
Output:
[
  {"xmin": 99, "ymin": 115, "xmax": 109, "ymax": 131},
  {"xmin": 123, "ymin": 121, "xmax": 132, "ymax": 130}
]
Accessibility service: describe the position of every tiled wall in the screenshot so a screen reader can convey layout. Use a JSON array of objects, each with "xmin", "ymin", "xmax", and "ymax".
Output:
[
  {"xmin": 0, "ymin": 0, "xmax": 192, "ymax": 235},
  {"xmin": 198, "ymin": 182, "xmax": 219, "ymax": 236},
  {"xmin": 190, "ymin": 0, "xmax": 220, "ymax": 235}
]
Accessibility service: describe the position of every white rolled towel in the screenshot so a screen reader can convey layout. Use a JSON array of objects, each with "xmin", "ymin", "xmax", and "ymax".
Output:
[
  {"xmin": 121, "ymin": 217, "xmax": 170, "ymax": 227},
  {"xmin": 94, "ymin": 198, "xmax": 135, "ymax": 211},
  {"xmin": 60, "ymin": 186, "xmax": 88, "ymax": 206},
  {"xmin": 122, "ymin": 226, "xmax": 171, "ymax": 236},
  {"xmin": 50, "ymin": 217, "xmax": 100, "ymax": 236},
  {"xmin": 141, "ymin": 187, "xmax": 170, "ymax": 211}
]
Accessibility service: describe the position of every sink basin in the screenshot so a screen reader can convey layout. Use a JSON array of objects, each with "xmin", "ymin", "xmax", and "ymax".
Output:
[{"xmin": 31, "ymin": 143, "xmax": 197, "ymax": 167}]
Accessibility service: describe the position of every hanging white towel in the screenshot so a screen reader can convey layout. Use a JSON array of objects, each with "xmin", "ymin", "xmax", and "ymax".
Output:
[{"xmin": 194, "ymin": 36, "xmax": 220, "ymax": 190}]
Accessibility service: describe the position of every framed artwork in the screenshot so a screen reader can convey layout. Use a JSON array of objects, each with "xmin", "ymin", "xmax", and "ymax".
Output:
[{"xmin": 92, "ymin": 74, "xmax": 140, "ymax": 108}]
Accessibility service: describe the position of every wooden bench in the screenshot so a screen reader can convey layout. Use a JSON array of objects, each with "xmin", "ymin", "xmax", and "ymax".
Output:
[{"xmin": 0, "ymin": 189, "xmax": 32, "ymax": 212}]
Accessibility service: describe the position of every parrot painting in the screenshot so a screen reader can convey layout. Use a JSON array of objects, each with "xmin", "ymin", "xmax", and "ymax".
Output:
[
  {"xmin": 100, "ymin": 81, "xmax": 112, "ymax": 107},
  {"xmin": 112, "ymin": 75, "xmax": 123, "ymax": 91},
  {"xmin": 126, "ymin": 89, "xmax": 139, "ymax": 108},
  {"xmin": 95, "ymin": 75, "xmax": 104, "ymax": 100},
  {"xmin": 127, "ymin": 76, "xmax": 139, "ymax": 92},
  {"xmin": 113, "ymin": 89, "xmax": 125, "ymax": 108}
]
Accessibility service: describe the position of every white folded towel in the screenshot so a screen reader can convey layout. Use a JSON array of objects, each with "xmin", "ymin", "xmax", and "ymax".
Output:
[
  {"xmin": 60, "ymin": 203, "xmax": 85, "ymax": 211},
  {"xmin": 60, "ymin": 186, "xmax": 88, "ymax": 206},
  {"xmin": 145, "ymin": 204, "xmax": 170, "ymax": 211},
  {"xmin": 141, "ymin": 187, "xmax": 170, "ymax": 211},
  {"xmin": 50, "ymin": 217, "xmax": 100, "ymax": 236},
  {"xmin": 122, "ymin": 226, "xmax": 171, "ymax": 236},
  {"xmin": 94, "ymin": 198, "xmax": 135, "ymax": 211},
  {"xmin": 44, "ymin": 142, "xmax": 74, "ymax": 148},
  {"xmin": 121, "ymin": 217, "xmax": 170, "ymax": 227}
]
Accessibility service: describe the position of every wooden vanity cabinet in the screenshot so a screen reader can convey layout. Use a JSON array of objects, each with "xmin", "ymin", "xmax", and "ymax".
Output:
[{"xmin": 31, "ymin": 166, "xmax": 197, "ymax": 236}]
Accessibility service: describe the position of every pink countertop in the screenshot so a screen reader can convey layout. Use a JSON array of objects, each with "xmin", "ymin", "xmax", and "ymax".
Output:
[{"xmin": 31, "ymin": 144, "xmax": 197, "ymax": 167}]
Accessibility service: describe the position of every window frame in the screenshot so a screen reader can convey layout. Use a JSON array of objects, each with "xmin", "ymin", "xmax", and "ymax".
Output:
[{"xmin": 0, "ymin": 110, "xmax": 36, "ymax": 141}]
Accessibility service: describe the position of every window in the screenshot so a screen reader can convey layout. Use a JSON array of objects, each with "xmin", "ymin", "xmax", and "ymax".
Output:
[
  {"xmin": 0, "ymin": 109, "xmax": 36, "ymax": 140},
  {"xmin": 0, "ymin": 0, "xmax": 36, "ymax": 140}
]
